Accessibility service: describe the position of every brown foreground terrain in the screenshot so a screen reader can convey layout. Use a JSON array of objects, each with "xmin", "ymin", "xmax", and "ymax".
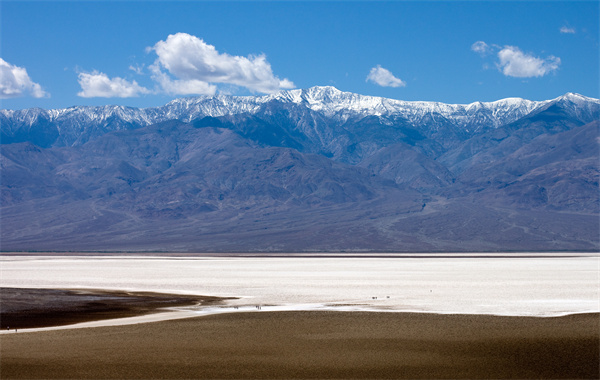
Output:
[{"xmin": 1, "ymin": 307, "xmax": 598, "ymax": 379}]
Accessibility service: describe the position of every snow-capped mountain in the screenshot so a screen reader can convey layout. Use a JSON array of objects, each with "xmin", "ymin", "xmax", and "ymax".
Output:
[
  {"xmin": 4, "ymin": 86, "xmax": 596, "ymax": 149},
  {"xmin": 1, "ymin": 87, "xmax": 598, "ymax": 252},
  {"xmin": 269, "ymin": 86, "xmax": 549, "ymax": 130}
]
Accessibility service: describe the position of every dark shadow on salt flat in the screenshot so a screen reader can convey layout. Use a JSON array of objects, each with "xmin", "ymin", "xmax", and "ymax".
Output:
[{"xmin": 0, "ymin": 287, "xmax": 230, "ymax": 329}]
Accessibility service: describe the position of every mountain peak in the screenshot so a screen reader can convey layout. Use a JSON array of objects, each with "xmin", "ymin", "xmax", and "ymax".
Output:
[
  {"xmin": 555, "ymin": 92, "xmax": 599, "ymax": 104},
  {"xmin": 303, "ymin": 85, "xmax": 343, "ymax": 97},
  {"xmin": 271, "ymin": 85, "xmax": 344, "ymax": 104}
]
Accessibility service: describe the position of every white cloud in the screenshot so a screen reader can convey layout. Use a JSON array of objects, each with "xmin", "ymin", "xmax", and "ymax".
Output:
[
  {"xmin": 496, "ymin": 46, "xmax": 560, "ymax": 78},
  {"xmin": 366, "ymin": 65, "xmax": 406, "ymax": 88},
  {"xmin": 471, "ymin": 41, "xmax": 490, "ymax": 56},
  {"xmin": 129, "ymin": 64, "xmax": 145, "ymax": 75},
  {"xmin": 0, "ymin": 58, "xmax": 48, "ymax": 98},
  {"xmin": 149, "ymin": 63, "xmax": 216, "ymax": 96},
  {"xmin": 77, "ymin": 70, "xmax": 151, "ymax": 98},
  {"xmin": 560, "ymin": 26, "xmax": 576, "ymax": 34},
  {"xmin": 149, "ymin": 33, "xmax": 294, "ymax": 94}
]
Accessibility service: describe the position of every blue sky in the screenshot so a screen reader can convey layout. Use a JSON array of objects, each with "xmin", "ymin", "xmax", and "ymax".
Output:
[{"xmin": 1, "ymin": 1, "xmax": 598, "ymax": 110}]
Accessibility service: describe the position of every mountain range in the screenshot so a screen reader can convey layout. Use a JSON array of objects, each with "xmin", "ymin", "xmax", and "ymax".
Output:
[{"xmin": 1, "ymin": 86, "xmax": 598, "ymax": 252}]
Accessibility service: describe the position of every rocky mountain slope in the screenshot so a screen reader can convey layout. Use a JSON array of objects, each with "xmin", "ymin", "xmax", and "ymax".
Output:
[{"xmin": 1, "ymin": 87, "xmax": 598, "ymax": 252}]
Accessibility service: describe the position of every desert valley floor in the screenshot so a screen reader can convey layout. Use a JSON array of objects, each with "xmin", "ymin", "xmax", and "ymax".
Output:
[{"xmin": 0, "ymin": 253, "xmax": 598, "ymax": 379}]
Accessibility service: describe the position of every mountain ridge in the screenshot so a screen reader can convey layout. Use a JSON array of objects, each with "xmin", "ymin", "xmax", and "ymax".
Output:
[
  {"xmin": 3, "ymin": 87, "xmax": 597, "ymax": 149},
  {"xmin": 1, "ymin": 87, "xmax": 598, "ymax": 252}
]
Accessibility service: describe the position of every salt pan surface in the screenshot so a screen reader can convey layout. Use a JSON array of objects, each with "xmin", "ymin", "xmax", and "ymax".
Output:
[{"xmin": 1, "ymin": 254, "xmax": 598, "ymax": 319}]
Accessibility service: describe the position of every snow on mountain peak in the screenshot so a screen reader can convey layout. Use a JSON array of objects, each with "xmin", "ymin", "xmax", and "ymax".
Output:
[
  {"xmin": 260, "ymin": 86, "xmax": 549, "ymax": 130},
  {"xmin": 554, "ymin": 92, "xmax": 600, "ymax": 106},
  {"xmin": 2, "ymin": 87, "xmax": 598, "ymax": 147}
]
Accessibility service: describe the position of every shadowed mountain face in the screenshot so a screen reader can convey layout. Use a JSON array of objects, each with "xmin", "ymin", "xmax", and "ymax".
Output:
[{"xmin": 1, "ymin": 87, "xmax": 598, "ymax": 252}]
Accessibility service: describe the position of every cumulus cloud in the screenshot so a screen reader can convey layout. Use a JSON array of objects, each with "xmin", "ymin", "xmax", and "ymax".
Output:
[
  {"xmin": 560, "ymin": 26, "xmax": 576, "ymax": 34},
  {"xmin": 0, "ymin": 58, "xmax": 48, "ymax": 98},
  {"xmin": 77, "ymin": 70, "xmax": 151, "ymax": 98},
  {"xmin": 149, "ymin": 63, "xmax": 216, "ymax": 96},
  {"xmin": 148, "ymin": 33, "xmax": 294, "ymax": 94},
  {"xmin": 472, "ymin": 41, "xmax": 561, "ymax": 78},
  {"xmin": 496, "ymin": 46, "xmax": 561, "ymax": 78},
  {"xmin": 366, "ymin": 65, "xmax": 406, "ymax": 88},
  {"xmin": 471, "ymin": 41, "xmax": 490, "ymax": 56}
]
